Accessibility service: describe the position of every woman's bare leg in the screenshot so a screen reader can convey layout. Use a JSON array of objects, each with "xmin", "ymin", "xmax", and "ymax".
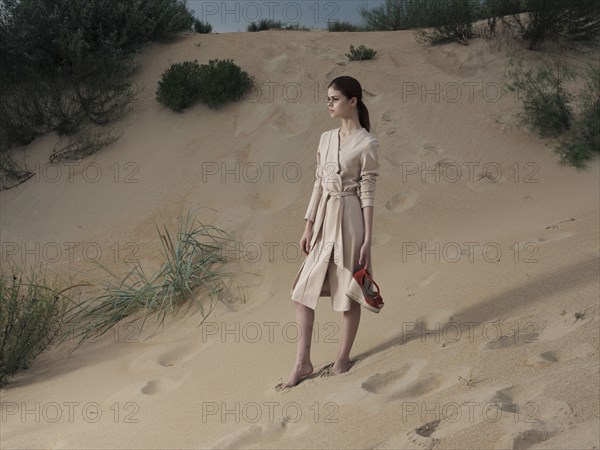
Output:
[
  {"xmin": 282, "ymin": 301, "xmax": 315, "ymax": 388},
  {"xmin": 332, "ymin": 300, "xmax": 361, "ymax": 374}
]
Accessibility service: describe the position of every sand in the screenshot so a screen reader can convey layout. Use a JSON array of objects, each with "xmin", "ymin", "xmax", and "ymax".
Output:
[{"xmin": 1, "ymin": 27, "xmax": 599, "ymax": 449}]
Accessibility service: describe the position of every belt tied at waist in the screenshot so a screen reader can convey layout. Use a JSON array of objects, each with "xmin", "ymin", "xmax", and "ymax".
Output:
[
  {"xmin": 327, "ymin": 190, "xmax": 358, "ymax": 198},
  {"xmin": 309, "ymin": 189, "xmax": 359, "ymax": 261}
]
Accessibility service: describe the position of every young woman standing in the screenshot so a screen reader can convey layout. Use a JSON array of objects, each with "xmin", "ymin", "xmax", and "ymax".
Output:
[{"xmin": 284, "ymin": 76, "xmax": 380, "ymax": 388}]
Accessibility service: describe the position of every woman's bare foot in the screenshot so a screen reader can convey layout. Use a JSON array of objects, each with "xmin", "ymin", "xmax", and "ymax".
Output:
[
  {"xmin": 281, "ymin": 362, "xmax": 314, "ymax": 388},
  {"xmin": 331, "ymin": 358, "xmax": 353, "ymax": 374}
]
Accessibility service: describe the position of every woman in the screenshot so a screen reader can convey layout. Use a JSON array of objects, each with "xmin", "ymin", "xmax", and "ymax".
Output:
[{"xmin": 284, "ymin": 76, "xmax": 380, "ymax": 389}]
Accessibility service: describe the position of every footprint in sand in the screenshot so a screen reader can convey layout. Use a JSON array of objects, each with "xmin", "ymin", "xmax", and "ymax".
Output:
[
  {"xmin": 493, "ymin": 392, "xmax": 579, "ymax": 449},
  {"xmin": 416, "ymin": 142, "xmax": 446, "ymax": 161},
  {"xmin": 527, "ymin": 342, "xmax": 595, "ymax": 367},
  {"xmin": 466, "ymin": 167, "xmax": 507, "ymax": 192},
  {"xmin": 385, "ymin": 366, "xmax": 468, "ymax": 404},
  {"xmin": 495, "ymin": 398, "xmax": 577, "ymax": 449},
  {"xmin": 375, "ymin": 419, "xmax": 441, "ymax": 449},
  {"xmin": 141, "ymin": 379, "xmax": 162, "ymax": 395},
  {"xmin": 127, "ymin": 342, "xmax": 203, "ymax": 373},
  {"xmin": 385, "ymin": 190, "xmax": 418, "ymax": 213},
  {"xmin": 373, "ymin": 114, "xmax": 397, "ymax": 136},
  {"xmin": 156, "ymin": 341, "xmax": 203, "ymax": 367},
  {"xmin": 479, "ymin": 325, "xmax": 540, "ymax": 351},
  {"xmin": 523, "ymin": 418, "xmax": 600, "ymax": 449},
  {"xmin": 139, "ymin": 372, "xmax": 192, "ymax": 395},
  {"xmin": 405, "ymin": 384, "xmax": 518, "ymax": 440},
  {"xmin": 406, "ymin": 420, "xmax": 442, "ymax": 448},
  {"xmin": 102, "ymin": 371, "xmax": 192, "ymax": 405},
  {"xmin": 489, "ymin": 386, "xmax": 520, "ymax": 414},
  {"xmin": 361, "ymin": 366, "xmax": 413, "ymax": 394},
  {"xmin": 359, "ymin": 358, "xmax": 464, "ymax": 402},
  {"xmin": 388, "ymin": 308, "xmax": 458, "ymax": 347},
  {"xmin": 526, "ymin": 350, "xmax": 559, "ymax": 366},
  {"xmin": 509, "ymin": 425, "xmax": 558, "ymax": 450},
  {"xmin": 207, "ymin": 416, "xmax": 291, "ymax": 449},
  {"xmin": 385, "ymin": 375, "xmax": 444, "ymax": 401}
]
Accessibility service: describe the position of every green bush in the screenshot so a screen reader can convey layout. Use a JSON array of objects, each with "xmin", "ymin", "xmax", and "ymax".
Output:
[
  {"xmin": 554, "ymin": 64, "xmax": 600, "ymax": 168},
  {"xmin": 413, "ymin": 0, "xmax": 479, "ymax": 45},
  {"xmin": 0, "ymin": 0, "xmax": 193, "ymax": 187},
  {"xmin": 358, "ymin": 0, "xmax": 410, "ymax": 30},
  {"xmin": 500, "ymin": 0, "xmax": 600, "ymax": 50},
  {"xmin": 0, "ymin": 262, "xmax": 78, "ymax": 387},
  {"xmin": 197, "ymin": 59, "xmax": 254, "ymax": 110},
  {"xmin": 346, "ymin": 44, "xmax": 378, "ymax": 61},
  {"xmin": 282, "ymin": 23, "xmax": 310, "ymax": 31},
  {"xmin": 246, "ymin": 19, "xmax": 308, "ymax": 31},
  {"xmin": 577, "ymin": 64, "xmax": 600, "ymax": 151},
  {"xmin": 194, "ymin": 19, "xmax": 213, "ymax": 34},
  {"xmin": 358, "ymin": 0, "xmax": 480, "ymax": 39},
  {"xmin": 475, "ymin": 0, "xmax": 523, "ymax": 38},
  {"xmin": 156, "ymin": 60, "xmax": 204, "ymax": 112},
  {"xmin": 327, "ymin": 21, "xmax": 364, "ymax": 32},
  {"xmin": 248, "ymin": 19, "xmax": 284, "ymax": 31},
  {"xmin": 0, "ymin": 0, "xmax": 194, "ymax": 85},
  {"xmin": 156, "ymin": 59, "xmax": 254, "ymax": 111},
  {"xmin": 501, "ymin": 54, "xmax": 576, "ymax": 137}
]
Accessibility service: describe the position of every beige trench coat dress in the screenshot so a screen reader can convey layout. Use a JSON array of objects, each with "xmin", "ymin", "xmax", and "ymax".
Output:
[{"xmin": 290, "ymin": 126, "xmax": 380, "ymax": 312}]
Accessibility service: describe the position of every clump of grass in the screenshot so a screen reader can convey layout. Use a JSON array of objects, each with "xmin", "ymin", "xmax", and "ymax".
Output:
[
  {"xmin": 61, "ymin": 209, "xmax": 245, "ymax": 348},
  {"xmin": 501, "ymin": 53, "xmax": 576, "ymax": 138},
  {"xmin": 194, "ymin": 19, "xmax": 212, "ymax": 34},
  {"xmin": 502, "ymin": 53, "xmax": 599, "ymax": 168},
  {"xmin": 0, "ymin": 261, "xmax": 81, "ymax": 387},
  {"xmin": 346, "ymin": 44, "xmax": 378, "ymax": 61},
  {"xmin": 413, "ymin": 0, "xmax": 479, "ymax": 46},
  {"xmin": 247, "ymin": 19, "xmax": 309, "ymax": 31},
  {"xmin": 328, "ymin": 21, "xmax": 365, "ymax": 32},
  {"xmin": 247, "ymin": 19, "xmax": 284, "ymax": 31},
  {"xmin": 554, "ymin": 63, "xmax": 600, "ymax": 168}
]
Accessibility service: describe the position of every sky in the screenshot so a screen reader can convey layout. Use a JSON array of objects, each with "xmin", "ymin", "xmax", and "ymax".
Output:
[{"xmin": 186, "ymin": 0, "xmax": 388, "ymax": 33}]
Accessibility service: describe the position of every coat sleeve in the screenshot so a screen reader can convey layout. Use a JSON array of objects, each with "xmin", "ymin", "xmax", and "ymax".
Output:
[
  {"xmin": 358, "ymin": 138, "xmax": 379, "ymax": 209},
  {"xmin": 304, "ymin": 134, "xmax": 325, "ymax": 222}
]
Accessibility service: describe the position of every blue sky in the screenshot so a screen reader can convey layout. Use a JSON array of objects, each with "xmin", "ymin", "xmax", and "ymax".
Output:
[{"xmin": 186, "ymin": 0, "xmax": 388, "ymax": 33}]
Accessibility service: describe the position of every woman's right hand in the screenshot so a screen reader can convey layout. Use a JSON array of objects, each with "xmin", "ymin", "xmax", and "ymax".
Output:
[{"xmin": 300, "ymin": 226, "xmax": 313, "ymax": 255}]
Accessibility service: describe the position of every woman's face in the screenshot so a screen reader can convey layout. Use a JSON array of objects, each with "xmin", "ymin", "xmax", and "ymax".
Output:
[{"xmin": 327, "ymin": 88, "xmax": 355, "ymax": 119}]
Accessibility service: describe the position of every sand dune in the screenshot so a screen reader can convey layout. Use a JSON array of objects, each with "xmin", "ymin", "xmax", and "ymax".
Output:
[{"xmin": 1, "ymin": 28, "xmax": 599, "ymax": 449}]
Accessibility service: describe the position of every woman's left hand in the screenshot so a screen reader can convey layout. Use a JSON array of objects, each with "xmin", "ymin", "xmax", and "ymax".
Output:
[{"xmin": 358, "ymin": 241, "xmax": 372, "ymax": 271}]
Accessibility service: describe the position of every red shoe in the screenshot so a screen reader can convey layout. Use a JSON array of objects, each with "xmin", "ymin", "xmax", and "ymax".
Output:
[{"xmin": 346, "ymin": 263, "xmax": 384, "ymax": 313}]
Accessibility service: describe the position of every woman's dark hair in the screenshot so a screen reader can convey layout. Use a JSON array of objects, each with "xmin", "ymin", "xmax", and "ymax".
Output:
[{"xmin": 328, "ymin": 76, "xmax": 371, "ymax": 132}]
